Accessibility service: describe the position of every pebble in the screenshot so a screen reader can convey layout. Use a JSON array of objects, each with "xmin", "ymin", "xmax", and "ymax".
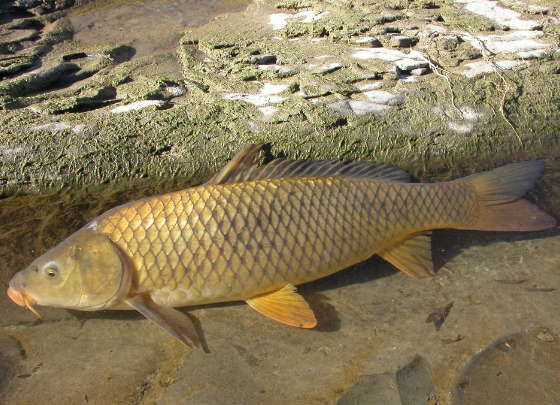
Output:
[
  {"xmin": 537, "ymin": 330, "xmax": 556, "ymax": 343},
  {"xmin": 395, "ymin": 58, "xmax": 429, "ymax": 71},
  {"xmin": 411, "ymin": 67, "xmax": 430, "ymax": 76},
  {"xmin": 355, "ymin": 37, "xmax": 382, "ymax": 47},
  {"xmin": 164, "ymin": 86, "xmax": 186, "ymax": 98},
  {"xmin": 256, "ymin": 55, "xmax": 277, "ymax": 65},
  {"xmin": 390, "ymin": 36, "xmax": 419, "ymax": 48}
]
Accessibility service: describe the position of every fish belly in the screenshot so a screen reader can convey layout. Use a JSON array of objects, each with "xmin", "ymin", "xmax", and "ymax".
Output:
[{"xmin": 96, "ymin": 177, "xmax": 476, "ymax": 307}]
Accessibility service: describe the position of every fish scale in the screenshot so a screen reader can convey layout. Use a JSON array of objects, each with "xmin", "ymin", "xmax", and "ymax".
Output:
[
  {"xmin": 94, "ymin": 177, "xmax": 477, "ymax": 309},
  {"xmin": 8, "ymin": 145, "xmax": 556, "ymax": 348}
]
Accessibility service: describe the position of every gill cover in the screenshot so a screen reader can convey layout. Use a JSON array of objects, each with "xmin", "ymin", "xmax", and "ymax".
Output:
[{"xmin": 8, "ymin": 229, "xmax": 132, "ymax": 311}]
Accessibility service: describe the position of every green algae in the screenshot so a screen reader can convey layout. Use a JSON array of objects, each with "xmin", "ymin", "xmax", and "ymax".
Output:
[{"xmin": 0, "ymin": 0, "xmax": 559, "ymax": 196}]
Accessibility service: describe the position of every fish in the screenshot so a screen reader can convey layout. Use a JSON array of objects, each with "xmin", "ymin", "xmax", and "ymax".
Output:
[{"xmin": 7, "ymin": 144, "xmax": 557, "ymax": 348}]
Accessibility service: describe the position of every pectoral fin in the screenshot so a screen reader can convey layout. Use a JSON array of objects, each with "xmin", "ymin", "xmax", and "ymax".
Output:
[
  {"xmin": 246, "ymin": 284, "xmax": 317, "ymax": 328},
  {"xmin": 127, "ymin": 295, "xmax": 200, "ymax": 348},
  {"xmin": 378, "ymin": 232, "xmax": 435, "ymax": 278}
]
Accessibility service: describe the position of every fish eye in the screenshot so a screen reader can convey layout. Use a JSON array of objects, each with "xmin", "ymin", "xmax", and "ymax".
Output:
[{"xmin": 44, "ymin": 264, "xmax": 59, "ymax": 278}]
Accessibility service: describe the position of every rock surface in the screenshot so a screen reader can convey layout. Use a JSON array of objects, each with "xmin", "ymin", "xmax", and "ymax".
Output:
[{"xmin": 0, "ymin": 0, "xmax": 558, "ymax": 194}]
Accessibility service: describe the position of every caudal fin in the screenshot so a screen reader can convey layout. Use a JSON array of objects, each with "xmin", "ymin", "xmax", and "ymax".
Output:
[{"xmin": 458, "ymin": 161, "xmax": 556, "ymax": 231}]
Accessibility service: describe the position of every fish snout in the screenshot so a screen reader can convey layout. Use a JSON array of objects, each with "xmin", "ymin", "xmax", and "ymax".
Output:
[
  {"xmin": 7, "ymin": 275, "xmax": 38, "ymax": 314},
  {"xmin": 7, "ymin": 285, "xmax": 28, "ymax": 307}
]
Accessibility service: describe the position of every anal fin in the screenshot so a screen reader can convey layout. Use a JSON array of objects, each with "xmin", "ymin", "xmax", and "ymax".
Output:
[
  {"xmin": 246, "ymin": 284, "xmax": 317, "ymax": 328},
  {"xmin": 378, "ymin": 232, "xmax": 435, "ymax": 278},
  {"xmin": 127, "ymin": 295, "xmax": 200, "ymax": 348}
]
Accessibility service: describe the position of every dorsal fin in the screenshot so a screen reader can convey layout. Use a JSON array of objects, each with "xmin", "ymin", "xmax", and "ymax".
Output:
[
  {"xmin": 205, "ymin": 143, "xmax": 264, "ymax": 185},
  {"xmin": 207, "ymin": 144, "xmax": 411, "ymax": 185}
]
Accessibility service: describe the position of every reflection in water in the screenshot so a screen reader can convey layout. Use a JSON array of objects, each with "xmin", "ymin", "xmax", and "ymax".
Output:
[{"xmin": 69, "ymin": 0, "xmax": 251, "ymax": 58}]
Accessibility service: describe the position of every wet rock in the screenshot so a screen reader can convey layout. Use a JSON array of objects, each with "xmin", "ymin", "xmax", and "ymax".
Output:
[
  {"xmin": 337, "ymin": 373, "xmax": 401, "ymax": 405},
  {"xmin": 3, "ymin": 319, "xmax": 178, "ymax": 405},
  {"xmin": 0, "ymin": 333, "xmax": 25, "ymax": 403},
  {"xmin": 537, "ymin": 330, "xmax": 556, "ymax": 343},
  {"xmin": 453, "ymin": 329, "xmax": 560, "ymax": 405},
  {"xmin": 396, "ymin": 357, "xmax": 436, "ymax": 405}
]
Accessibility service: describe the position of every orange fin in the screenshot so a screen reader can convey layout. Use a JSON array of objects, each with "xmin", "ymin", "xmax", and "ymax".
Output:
[
  {"xmin": 378, "ymin": 232, "xmax": 435, "ymax": 278},
  {"xmin": 458, "ymin": 161, "xmax": 556, "ymax": 231},
  {"xmin": 127, "ymin": 295, "xmax": 200, "ymax": 348},
  {"xmin": 246, "ymin": 284, "xmax": 317, "ymax": 328}
]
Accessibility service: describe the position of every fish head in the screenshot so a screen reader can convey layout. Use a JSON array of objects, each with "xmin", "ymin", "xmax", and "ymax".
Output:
[{"xmin": 8, "ymin": 229, "xmax": 132, "ymax": 315}]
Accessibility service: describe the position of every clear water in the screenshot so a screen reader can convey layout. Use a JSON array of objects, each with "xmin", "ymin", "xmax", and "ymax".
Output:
[
  {"xmin": 0, "ymin": 153, "xmax": 559, "ymax": 405},
  {"xmin": 69, "ymin": 0, "xmax": 251, "ymax": 58}
]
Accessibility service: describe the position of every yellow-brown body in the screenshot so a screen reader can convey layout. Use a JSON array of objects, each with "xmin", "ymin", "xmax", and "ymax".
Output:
[{"xmin": 93, "ymin": 177, "xmax": 475, "ymax": 308}]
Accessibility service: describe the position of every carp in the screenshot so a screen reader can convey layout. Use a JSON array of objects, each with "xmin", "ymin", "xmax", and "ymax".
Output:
[{"xmin": 7, "ymin": 145, "xmax": 556, "ymax": 347}]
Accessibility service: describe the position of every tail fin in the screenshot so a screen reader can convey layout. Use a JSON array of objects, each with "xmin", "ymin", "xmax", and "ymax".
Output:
[{"xmin": 457, "ymin": 161, "xmax": 556, "ymax": 231}]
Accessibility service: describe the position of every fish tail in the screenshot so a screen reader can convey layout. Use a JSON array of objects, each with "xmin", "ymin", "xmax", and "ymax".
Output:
[{"xmin": 457, "ymin": 161, "xmax": 556, "ymax": 231}]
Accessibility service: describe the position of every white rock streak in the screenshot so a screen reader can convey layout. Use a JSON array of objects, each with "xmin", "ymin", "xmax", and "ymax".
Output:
[
  {"xmin": 223, "ymin": 83, "xmax": 289, "ymax": 108},
  {"xmin": 268, "ymin": 11, "xmax": 329, "ymax": 30},
  {"xmin": 455, "ymin": 0, "xmax": 541, "ymax": 30},
  {"xmin": 461, "ymin": 60, "xmax": 527, "ymax": 78},
  {"xmin": 462, "ymin": 31, "xmax": 551, "ymax": 58},
  {"xmin": 111, "ymin": 100, "xmax": 165, "ymax": 114}
]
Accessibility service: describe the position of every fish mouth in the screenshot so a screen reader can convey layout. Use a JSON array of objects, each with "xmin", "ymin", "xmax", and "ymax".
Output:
[{"xmin": 7, "ymin": 286, "xmax": 41, "ymax": 318}]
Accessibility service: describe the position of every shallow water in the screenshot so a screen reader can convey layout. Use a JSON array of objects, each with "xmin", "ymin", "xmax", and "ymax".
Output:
[
  {"xmin": 0, "ymin": 153, "xmax": 559, "ymax": 405},
  {"xmin": 69, "ymin": 0, "xmax": 251, "ymax": 58}
]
